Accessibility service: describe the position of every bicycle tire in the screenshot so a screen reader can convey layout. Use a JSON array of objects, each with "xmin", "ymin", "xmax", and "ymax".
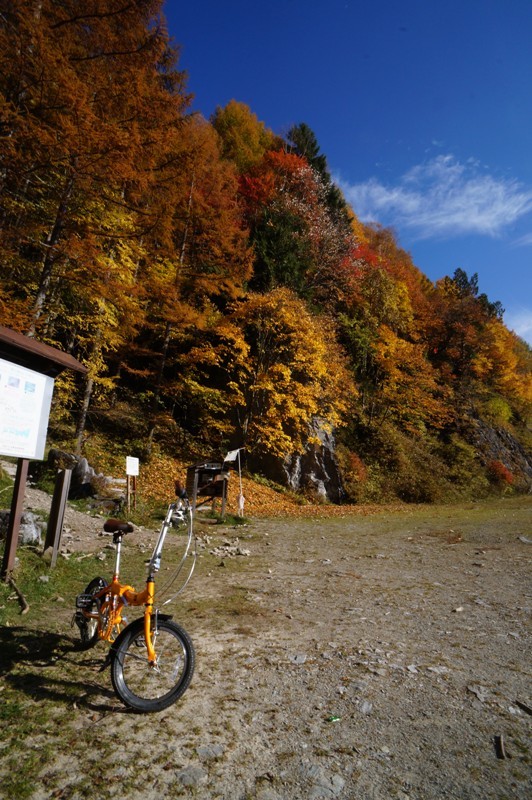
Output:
[
  {"xmin": 75, "ymin": 577, "xmax": 106, "ymax": 649},
  {"xmin": 110, "ymin": 617, "xmax": 195, "ymax": 713}
]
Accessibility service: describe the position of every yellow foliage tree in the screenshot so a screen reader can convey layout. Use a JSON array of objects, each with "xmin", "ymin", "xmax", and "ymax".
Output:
[
  {"xmin": 180, "ymin": 288, "xmax": 356, "ymax": 457},
  {"xmin": 211, "ymin": 100, "xmax": 278, "ymax": 173},
  {"xmin": 472, "ymin": 318, "xmax": 532, "ymax": 416},
  {"xmin": 218, "ymin": 288, "xmax": 356, "ymax": 456},
  {"xmin": 374, "ymin": 325, "xmax": 452, "ymax": 433}
]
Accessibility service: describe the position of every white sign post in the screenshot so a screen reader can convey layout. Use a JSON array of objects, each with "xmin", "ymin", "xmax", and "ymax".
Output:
[{"xmin": 126, "ymin": 456, "xmax": 139, "ymax": 512}]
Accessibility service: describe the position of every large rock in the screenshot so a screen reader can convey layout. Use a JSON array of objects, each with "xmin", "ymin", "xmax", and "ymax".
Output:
[
  {"xmin": 19, "ymin": 512, "xmax": 45, "ymax": 545},
  {"xmin": 0, "ymin": 510, "xmax": 44, "ymax": 545},
  {"xmin": 283, "ymin": 418, "xmax": 344, "ymax": 503},
  {"xmin": 249, "ymin": 418, "xmax": 345, "ymax": 503},
  {"xmin": 70, "ymin": 456, "xmax": 99, "ymax": 499},
  {"xmin": 47, "ymin": 449, "xmax": 104, "ymax": 499},
  {"xmin": 47, "ymin": 448, "xmax": 78, "ymax": 471}
]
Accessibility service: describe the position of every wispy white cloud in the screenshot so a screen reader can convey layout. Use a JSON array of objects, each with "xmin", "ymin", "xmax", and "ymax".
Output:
[
  {"xmin": 339, "ymin": 155, "xmax": 532, "ymax": 240},
  {"xmin": 503, "ymin": 307, "xmax": 532, "ymax": 345},
  {"xmin": 512, "ymin": 232, "xmax": 532, "ymax": 247}
]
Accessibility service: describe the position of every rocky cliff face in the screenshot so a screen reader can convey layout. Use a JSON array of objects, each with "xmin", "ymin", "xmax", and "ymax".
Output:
[
  {"xmin": 249, "ymin": 414, "xmax": 531, "ymax": 504},
  {"xmin": 283, "ymin": 418, "xmax": 344, "ymax": 503},
  {"xmin": 466, "ymin": 418, "xmax": 532, "ymax": 490},
  {"xmin": 248, "ymin": 418, "xmax": 345, "ymax": 503}
]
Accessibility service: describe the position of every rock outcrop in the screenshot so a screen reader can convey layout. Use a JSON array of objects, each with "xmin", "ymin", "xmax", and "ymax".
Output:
[
  {"xmin": 283, "ymin": 418, "xmax": 344, "ymax": 503},
  {"xmin": 249, "ymin": 418, "xmax": 345, "ymax": 503},
  {"xmin": 466, "ymin": 418, "xmax": 532, "ymax": 490},
  {"xmin": 47, "ymin": 449, "xmax": 104, "ymax": 499}
]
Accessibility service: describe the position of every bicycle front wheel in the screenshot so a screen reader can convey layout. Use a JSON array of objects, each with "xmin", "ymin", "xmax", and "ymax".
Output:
[{"xmin": 110, "ymin": 618, "xmax": 195, "ymax": 712}]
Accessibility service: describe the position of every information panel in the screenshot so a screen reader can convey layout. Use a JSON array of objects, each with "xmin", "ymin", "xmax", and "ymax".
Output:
[
  {"xmin": 126, "ymin": 456, "xmax": 139, "ymax": 476},
  {"xmin": 0, "ymin": 357, "xmax": 54, "ymax": 460}
]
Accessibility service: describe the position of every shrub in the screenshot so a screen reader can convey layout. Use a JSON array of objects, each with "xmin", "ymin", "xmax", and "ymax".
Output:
[
  {"xmin": 482, "ymin": 396, "xmax": 513, "ymax": 425},
  {"xmin": 487, "ymin": 460, "xmax": 514, "ymax": 486},
  {"xmin": 336, "ymin": 446, "xmax": 368, "ymax": 502}
]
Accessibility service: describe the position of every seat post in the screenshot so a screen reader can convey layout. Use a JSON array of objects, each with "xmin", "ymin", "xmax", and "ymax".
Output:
[{"xmin": 112, "ymin": 532, "xmax": 123, "ymax": 581}]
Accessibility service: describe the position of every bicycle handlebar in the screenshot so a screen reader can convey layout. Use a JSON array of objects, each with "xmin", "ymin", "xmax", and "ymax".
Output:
[{"xmin": 175, "ymin": 480, "xmax": 187, "ymax": 499}]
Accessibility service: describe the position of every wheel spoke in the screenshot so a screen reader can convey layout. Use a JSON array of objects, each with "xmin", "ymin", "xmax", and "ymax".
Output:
[{"xmin": 122, "ymin": 650, "xmax": 149, "ymax": 664}]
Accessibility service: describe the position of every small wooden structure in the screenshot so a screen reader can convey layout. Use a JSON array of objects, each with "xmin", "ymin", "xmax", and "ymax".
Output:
[
  {"xmin": 186, "ymin": 462, "xmax": 229, "ymax": 514},
  {"xmin": 0, "ymin": 326, "xmax": 86, "ymax": 580}
]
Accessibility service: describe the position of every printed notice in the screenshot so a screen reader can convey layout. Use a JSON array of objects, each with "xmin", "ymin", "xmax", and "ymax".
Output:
[
  {"xmin": 0, "ymin": 358, "xmax": 54, "ymax": 460},
  {"xmin": 126, "ymin": 456, "xmax": 139, "ymax": 476}
]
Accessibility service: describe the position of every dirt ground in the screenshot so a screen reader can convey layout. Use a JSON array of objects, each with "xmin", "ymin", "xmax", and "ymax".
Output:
[{"xmin": 2, "ymin": 486, "xmax": 531, "ymax": 800}]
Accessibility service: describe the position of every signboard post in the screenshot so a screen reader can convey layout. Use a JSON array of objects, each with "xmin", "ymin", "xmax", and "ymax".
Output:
[
  {"xmin": 2, "ymin": 459, "xmax": 29, "ymax": 581},
  {"xmin": 44, "ymin": 469, "xmax": 73, "ymax": 568},
  {"xmin": 126, "ymin": 456, "xmax": 139, "ymax": 513}
]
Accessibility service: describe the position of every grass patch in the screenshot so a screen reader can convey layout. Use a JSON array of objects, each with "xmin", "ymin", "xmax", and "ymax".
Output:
[
  {"xmin": 0, "ymin": 469, "xmax": 14, "ymax": 506},
  {"xmin": 0, "ymin": 750, "xmax": 52, "ymax": 800},
  {"xmin": 203, "ymin": 510, "xmax": 251, "ymax": 526},
  {"xmin": 0, "ymin": 547, "xmax": 112, "ymax": 628}
]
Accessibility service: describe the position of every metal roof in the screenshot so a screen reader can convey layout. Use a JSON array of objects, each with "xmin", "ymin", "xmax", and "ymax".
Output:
[{"xmin": 0, "ymin": 325, "xmax": 87, "ymax": 376}]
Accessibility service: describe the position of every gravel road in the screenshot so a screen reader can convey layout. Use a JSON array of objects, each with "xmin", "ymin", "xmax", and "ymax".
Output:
[{"xmin": 2, "ymin": 489, "xmax": 531, "ymax": 800}]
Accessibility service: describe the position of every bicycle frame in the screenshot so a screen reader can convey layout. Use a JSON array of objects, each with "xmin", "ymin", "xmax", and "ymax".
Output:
[{"xmin": 78, "ymin": 499, "xmax": 194, "ymax": 665}]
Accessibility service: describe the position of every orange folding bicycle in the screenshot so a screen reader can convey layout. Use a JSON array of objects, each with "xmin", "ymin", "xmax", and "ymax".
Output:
[{"xmin": 73, "ymin": 485, "xmax": 195, "ymax": 713}]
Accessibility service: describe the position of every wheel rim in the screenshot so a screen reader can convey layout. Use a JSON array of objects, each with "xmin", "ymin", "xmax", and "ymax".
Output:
[{"xmin": 120, "ymin": 627, "xmax": 189, "ymax": 701}]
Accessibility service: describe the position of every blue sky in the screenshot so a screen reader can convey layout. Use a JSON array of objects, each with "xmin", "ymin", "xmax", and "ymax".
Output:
[{"xmin": 163, "ymin": 0, "xmax": 532, "ymax": 344}]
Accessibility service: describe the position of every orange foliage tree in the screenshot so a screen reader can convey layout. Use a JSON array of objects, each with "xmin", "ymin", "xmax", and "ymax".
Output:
[
  {"xmin": 0, "ymin": 0, "xmax": 192, "ymax": 446},
  {"xmin": 125, "ymin": 115, "xmax": 254, "ymax": 450}
]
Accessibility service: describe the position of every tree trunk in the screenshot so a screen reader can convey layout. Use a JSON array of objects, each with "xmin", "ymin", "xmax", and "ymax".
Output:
[
  {"xmin": 146, "ymin": 174, "xmax": 195, "ymax": 453},
  {"xmin": 74, "ymin": 329, "xmax": 102, "ymax": 453},
  {"xmin": 75, "ymin": 375, "xmax": 93, "ymax": 455},
  {"xmin": 27, "ymin": 169, "xmax": 75, "ymax": 336}
]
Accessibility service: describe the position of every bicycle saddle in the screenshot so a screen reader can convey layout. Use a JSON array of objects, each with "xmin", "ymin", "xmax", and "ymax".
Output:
[{"xmin": 103, "ymin": 519, "xmax": 134, "ymax": 534}]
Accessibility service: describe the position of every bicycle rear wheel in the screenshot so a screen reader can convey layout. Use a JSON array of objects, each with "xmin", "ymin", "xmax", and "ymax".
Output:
[
  {"xmin": 110, "ymin": 617, "xmax": 195, "ymax": 712},
  {"xmin": 74, "ymin": 577, "xmax": 106, "ymax": 649}
]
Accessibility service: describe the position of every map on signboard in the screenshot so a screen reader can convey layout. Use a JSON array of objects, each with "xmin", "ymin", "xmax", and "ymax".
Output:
[{"xmin": 0, "ymin": 357, "xmax": 54, "ymax": 460}]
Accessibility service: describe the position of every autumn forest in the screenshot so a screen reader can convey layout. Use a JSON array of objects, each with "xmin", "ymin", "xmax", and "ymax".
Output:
[{"xmin": 1, "ymin": 0, "xmax": 530, "ymax": 503}]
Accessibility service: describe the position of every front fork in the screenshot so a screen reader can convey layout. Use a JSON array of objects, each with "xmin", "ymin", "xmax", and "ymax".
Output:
[{"xmin": 143, "ymin": 578, "xmax": 157, "ymax": 664}]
